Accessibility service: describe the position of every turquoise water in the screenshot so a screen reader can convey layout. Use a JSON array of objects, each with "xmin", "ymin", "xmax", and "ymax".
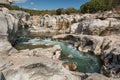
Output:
[{"xmin": 15, "ymin": 38, "xmax": 101, "ymax": 73}]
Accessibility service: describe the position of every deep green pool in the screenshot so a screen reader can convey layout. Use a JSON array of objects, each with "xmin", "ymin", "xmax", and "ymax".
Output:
[{"xmin": 15, "ymin": 38, "xmax": 102, "ymax": 73}]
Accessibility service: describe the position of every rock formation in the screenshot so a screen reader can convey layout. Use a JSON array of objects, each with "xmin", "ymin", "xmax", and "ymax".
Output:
[
  {"xmin": 53, "ymin": 34, "xmax": 120, "ymax": 78},
  {"xmin": 0, "ymin": 45, "xmax": 83, "ymax": 80},
  {"xmin": 69, "ymin": 18, "xmax": 120, "ymax": 35},
  {"xmin": 0, "ymin": 7, "xmax": 18, "ymax": 54},
  {"xmin": 0, "ymin": 7, "xmax": 120, "ymax": 80}
]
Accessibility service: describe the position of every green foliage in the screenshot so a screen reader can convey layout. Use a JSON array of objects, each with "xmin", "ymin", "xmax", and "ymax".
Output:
[
  {"xmin": 80, "ymin": 2, "xmax": 90, "ymax": 13},
  {"xmin": 80, "ymin": 0, "xmax": 120, "ymax": 13},
  {"xmin": 65, "ymin": 8, "xmax": 77, "ymax": 15},
  {"xmin": 56, "ymin": 8, "xmax": 63, "ymax": 15},
  {"xmin": 65, "ymin": 10, "xmax": 70, "ymax": 15},
  {"xmin": 56, "ymin": 8, "xmax": 78, "ymax": 15},
  {"xmin": 80, "ymin": 0, "xmax": 106, "ymax": 13}
]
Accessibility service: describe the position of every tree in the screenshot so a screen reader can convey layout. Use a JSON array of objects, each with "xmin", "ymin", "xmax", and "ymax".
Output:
[
  {"xmin": 80, "ymin": 0, "xmax": 106, "ymax": 13},
  {"xmin": 67, "ymin": 8, "xmax": 76, "ymax": 13},
  {"xmin": 80, "ymin": 0, "xmax": 120, "ymax": 13},
  {"xmin": 104, "ymin": 0, "xmax": 120, "ymax": 10},
  {"xmin": 56, "ymin": 8, "xmax": 63, "ymax": 15}
]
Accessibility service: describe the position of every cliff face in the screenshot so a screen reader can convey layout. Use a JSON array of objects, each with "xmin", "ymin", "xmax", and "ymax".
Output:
[
  {"xmin": 0, "ymin": 7, "xmax": 30, "ymax": 54},
  {"xmin": 0, "ymin": 7, "xmax": 18, "ymax": 54}
]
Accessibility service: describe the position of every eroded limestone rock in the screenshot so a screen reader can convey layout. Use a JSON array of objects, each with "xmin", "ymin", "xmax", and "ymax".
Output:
[
  {"xmin": 0, "ymin": 7, "xmax": 18, "ymax": 54},
  {"xmin": 53, "ymin": 34, "xmax": 120, "ymax": 78}
]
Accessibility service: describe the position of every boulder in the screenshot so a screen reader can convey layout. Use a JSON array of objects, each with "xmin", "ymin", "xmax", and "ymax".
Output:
[{"xmin": 63, "ymin": 62, "xmax": 77, "ymax": 71}]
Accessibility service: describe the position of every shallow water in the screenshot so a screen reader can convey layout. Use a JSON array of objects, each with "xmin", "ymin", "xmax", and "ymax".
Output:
[{"xmin": 15, "ymin": 38, "xmax": 102, "ymax": 73}]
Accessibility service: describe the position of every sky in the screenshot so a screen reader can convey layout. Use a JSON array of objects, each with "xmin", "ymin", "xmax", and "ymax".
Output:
[{"xmin": 14, "ymin": 0, "xmax": 89, "ymax": 10}]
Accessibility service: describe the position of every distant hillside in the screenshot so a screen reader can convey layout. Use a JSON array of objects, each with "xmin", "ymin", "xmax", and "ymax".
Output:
[{"xmin": 80, "ymin": 0, "xmax": 120, "ymax": 13}]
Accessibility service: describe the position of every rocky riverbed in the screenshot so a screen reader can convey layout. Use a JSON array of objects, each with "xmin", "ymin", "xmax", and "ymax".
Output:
[{"xmin": 0, "ymin": 7, "xmax": 120, "ymax": 80}]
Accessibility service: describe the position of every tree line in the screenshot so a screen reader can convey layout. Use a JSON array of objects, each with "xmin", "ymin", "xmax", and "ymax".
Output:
[{"xmin": 8, "ymin": 5, "xmax": 79, "ymax": 15}]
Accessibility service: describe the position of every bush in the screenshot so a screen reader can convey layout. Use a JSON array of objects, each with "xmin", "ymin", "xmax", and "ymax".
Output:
[
  {"xmin": 80, "ymin": 0, "xmax": 120, "ymax": 13},
  {"xmin": 80, "ymin": 0, "xmax": 106, "ymax": 13},
  {"xmin": 56, "ymin": 8, "xmax": 63, "ymax": 15}
]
